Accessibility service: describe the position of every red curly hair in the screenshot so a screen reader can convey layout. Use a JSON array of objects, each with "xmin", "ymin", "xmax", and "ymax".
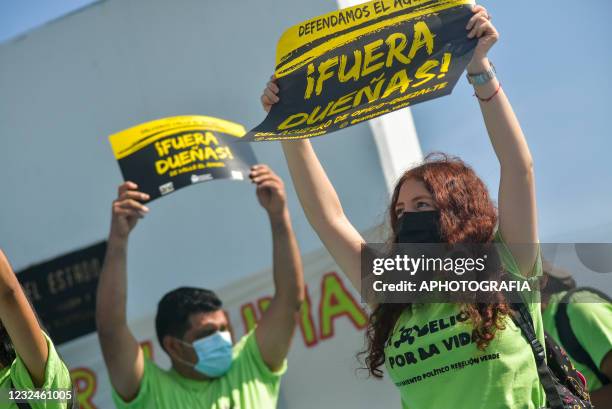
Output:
[{"xmin": 361, "ymin": 153, "xmax": 510, "ymax": 378}]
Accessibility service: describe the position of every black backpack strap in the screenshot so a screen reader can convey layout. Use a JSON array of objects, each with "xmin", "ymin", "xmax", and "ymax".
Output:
[
  {"xmin": 512, "ymin": 302, "xmax": 565, "ymax": 409},
  {"xmin": 556, "ymin": 288, "xmax": 611, "ymax": 386},
  {"xmin": 8, "ymin": 380, "xmax": 32, "ymax": 409}
]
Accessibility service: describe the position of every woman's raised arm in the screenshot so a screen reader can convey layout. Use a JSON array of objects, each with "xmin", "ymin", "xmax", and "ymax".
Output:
[
  {"xmin": 262, "ymin": 79, "xmax": 365, "ymax": 290},
  {"xmin": 466, "ymin": 5, "xmax": 539, "ymax": 276}
]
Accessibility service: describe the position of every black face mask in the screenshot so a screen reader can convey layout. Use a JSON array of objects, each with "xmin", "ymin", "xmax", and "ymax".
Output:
[{"xmin": 396, "ymin": 211, "xmax": 443, "ymax": 243}]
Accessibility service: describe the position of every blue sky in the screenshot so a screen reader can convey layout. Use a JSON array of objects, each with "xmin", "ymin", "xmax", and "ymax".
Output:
[
  {"xmin": 0, "ymin": 0, "xmax": 97, "ymax": 43},
  {"xmin": 408, "ymin": 1, "xmax": 612, "ymax": 242},
  {"xmin": 1, "ymin": 0, "xmax": 611, "ymax": 242}
]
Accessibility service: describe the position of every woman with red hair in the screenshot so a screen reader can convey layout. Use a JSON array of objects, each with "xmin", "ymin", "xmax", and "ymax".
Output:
[{"xmin": 258, "ymin": 5, "xmax": 545, "ymax": 409}]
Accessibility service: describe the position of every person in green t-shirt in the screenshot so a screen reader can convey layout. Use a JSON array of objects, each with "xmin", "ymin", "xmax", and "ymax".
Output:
[
  {"xmin": 0, "ymin": 250, "xmax": 73, "ymax": 409},
  {"xmin": 261, "ymin": 4, "xmax": 546, "ymax": 408},
  {"xmin": 541, "ymin": 262, "xmax": 612, "ymax": 407},
  {"xmin": 96, "ymin": 164, "xmax": 305, "ymax": 409}
]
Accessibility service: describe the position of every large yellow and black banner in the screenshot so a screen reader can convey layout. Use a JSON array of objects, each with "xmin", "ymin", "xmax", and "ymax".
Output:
[
  {"xmin": 246, "ymin": 0, "xmax": 476, "ymax": 141},
  {"xmin": 17, "ymin": 241, "xmax": 106, "ymax": 345},
  {"xmin": 109, "ymin": 116, "xmax": 258, "ymax": 200}
]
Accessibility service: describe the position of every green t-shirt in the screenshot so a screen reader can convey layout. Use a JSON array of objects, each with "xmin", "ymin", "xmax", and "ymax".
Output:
[
  {"xmin": 112, "ymin": 330, "xmax": 286, "ymax": 409},
  {"xmin": 0, "ymin": 332, "xmax": 72, "ymax": 409},
  {"xmin": 384, "ymin": 234, "xmax": 546, "ymax": 409},
  {"xmin": 543, "ymin": 290, "xmax": 612, "ymax": 391}
]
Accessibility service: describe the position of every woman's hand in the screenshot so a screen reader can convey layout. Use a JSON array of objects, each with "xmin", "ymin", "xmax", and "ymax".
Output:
[
  {"xmin": 466, "ymin": 5, "xmax": 499, "ymax": 73},
  {"xmin": 261, "ymin": 75, "xmax": 279, "ymax": 113}
]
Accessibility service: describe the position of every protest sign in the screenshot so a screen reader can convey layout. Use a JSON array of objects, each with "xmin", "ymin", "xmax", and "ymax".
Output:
[
  {"xmin": 110, "ymin": 116, "xmax": 258, "ymax": 200},
  {"xmin": 247, "ymin": 0, "xmax": 476, "ymax": 141}
]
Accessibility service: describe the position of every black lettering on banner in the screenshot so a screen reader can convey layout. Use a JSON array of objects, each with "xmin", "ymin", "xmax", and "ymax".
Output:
[
  {"xmin": 17, "ymin": 242, "xmax": 107, "ymax": 345},
  {"xmin": 246, "ymin": 0, "xmax": 476, "ymax": 141},
  {"xmin": 109, "ymin": 116, "xmax": 258, "ymax": 201}
]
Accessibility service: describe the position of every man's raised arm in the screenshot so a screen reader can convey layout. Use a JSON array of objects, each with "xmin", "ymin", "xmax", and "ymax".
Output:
[
  {"xmin": 250, "ymin": 165, "xmax": 305, "ymax": 371},
  {"xmin": 96, "ymin": 181, "xmax": 149, "ymax": 401}
]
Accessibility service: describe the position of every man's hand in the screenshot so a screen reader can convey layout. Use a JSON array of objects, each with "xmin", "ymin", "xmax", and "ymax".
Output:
[
  {"xmin": 260, "ymin": 75, "xmax": 279, "ymax": 113},
  {"xmin": 250, "ymin": 165, "xmax": 287, "ymax": 218},
  {"xmin": 110, "ymin": 182, "xmax": 150, "ymax": 241}
]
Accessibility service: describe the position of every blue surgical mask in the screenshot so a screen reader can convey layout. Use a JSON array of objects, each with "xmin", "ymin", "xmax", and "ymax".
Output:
[{"xmin": 175, "ymin": 331, "xmax": 233, "ymax": 377}]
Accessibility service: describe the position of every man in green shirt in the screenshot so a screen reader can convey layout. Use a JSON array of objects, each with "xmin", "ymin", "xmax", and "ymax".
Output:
[
  {"xmin": 541, "ymin": 261, "xmax": 612, "ymax": 407},
  {"xmin": 0, "ymin": 250, "xmax": 73, "ymax": 409},
  {"xmin": 96, "ymin": 164, "xmax": 305, "ymax": 409}
]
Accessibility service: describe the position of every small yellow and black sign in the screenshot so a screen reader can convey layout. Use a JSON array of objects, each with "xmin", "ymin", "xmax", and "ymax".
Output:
[{"xmin": 109, "ymin": 116, "xmax": 258, "ymax": 200}]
